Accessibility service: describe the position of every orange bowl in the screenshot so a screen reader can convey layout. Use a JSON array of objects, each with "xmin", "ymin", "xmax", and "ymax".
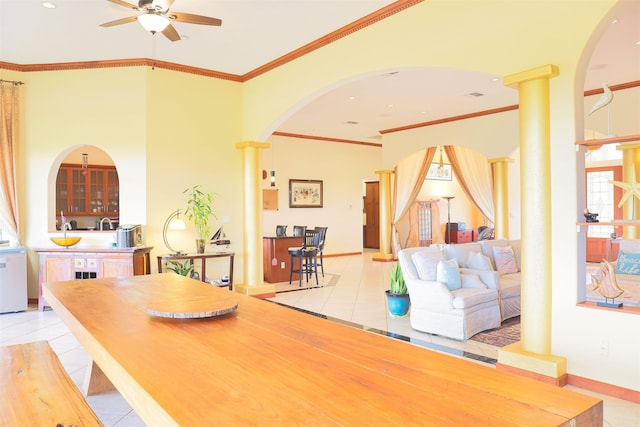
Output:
[{"xmin": 50, "ymin": 237, "xmax": 81, "ymax": 247}]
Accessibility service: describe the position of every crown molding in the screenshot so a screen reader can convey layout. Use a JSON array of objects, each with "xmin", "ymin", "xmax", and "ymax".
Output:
[
  {"xmin": 272, "ymin": 132, "xmax": 382, "ymax": 147},
  {"xmin": 0, "ymin": 58, "xmax": 243, "ymax": 82},
  {"xmin": 380, "ymin": 105, "xmax": 520, "ymax": 135},
  {"xmin": 242, "ymin": 0, "xmax": 422, "ymax": 81}
]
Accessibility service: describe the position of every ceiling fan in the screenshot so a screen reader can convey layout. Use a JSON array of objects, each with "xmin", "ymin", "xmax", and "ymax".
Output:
[{"xmin": 100, "ymin": 0, "xmax": 222, "ymax": 42}]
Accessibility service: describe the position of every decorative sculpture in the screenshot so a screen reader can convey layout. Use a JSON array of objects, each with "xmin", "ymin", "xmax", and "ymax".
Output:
[
  {"xmin": 609, "ymin": 179, "xmax": 640, "ymax": 208},
  {"xmin": 587, "ymin": 83, "xmax": 615, "ymax": 139},
  {"xmin": 583, "ymin": 208, "xmax": 599, "ymax": 222},
  {"xmin": 587, "ymin": 83, "xmax": 613, "ymax": 116},
  {"xmin": 591, "ymin": 259, "xmax": 625, "ymax": 308}
]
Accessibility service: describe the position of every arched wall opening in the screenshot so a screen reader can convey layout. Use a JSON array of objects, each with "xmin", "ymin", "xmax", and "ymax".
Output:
[
  {"xmin": 258, "ymin": 66, "xmax": 520, "ymax": 255},
  {"xmin": 47, "ymin": 145, "xmax": 119, "ymax": 232}
]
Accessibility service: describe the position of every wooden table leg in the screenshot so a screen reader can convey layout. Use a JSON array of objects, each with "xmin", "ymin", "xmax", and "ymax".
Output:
[{"xmin": 83, "ymin": 361, "xmax": 116, "ymax": 396}]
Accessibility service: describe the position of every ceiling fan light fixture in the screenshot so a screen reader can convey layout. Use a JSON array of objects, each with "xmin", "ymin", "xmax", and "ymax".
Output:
[{"xmin": 137, "ymin": 13, "xmax": 169, "ymax": 33}]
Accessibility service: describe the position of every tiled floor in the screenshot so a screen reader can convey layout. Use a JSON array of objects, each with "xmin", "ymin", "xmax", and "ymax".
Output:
[{"xmin": 1, "ymin": 250, "xmax": 638, "ymax": 426}]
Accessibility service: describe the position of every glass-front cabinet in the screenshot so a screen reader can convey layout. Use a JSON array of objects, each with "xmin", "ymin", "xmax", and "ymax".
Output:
[{"xmin": 56, "ymin": 164, "xmax": 119, "ymax": 216}]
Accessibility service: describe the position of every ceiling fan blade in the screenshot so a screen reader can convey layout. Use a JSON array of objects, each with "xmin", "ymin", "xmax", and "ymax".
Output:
[
  {"xmin": 100, "ymin": 16, "xmax": 138, "ymax": 27},
  {"xmin": 106, "ymin": 0, "xmax": 139, "ymax": 10},
  {"xmin": 168, "ymin": 12, "xmax": 222, "ymax": 26},
  {"xmin": 161, "ymin": 24, "xmax": 181, "ymax": 42}
]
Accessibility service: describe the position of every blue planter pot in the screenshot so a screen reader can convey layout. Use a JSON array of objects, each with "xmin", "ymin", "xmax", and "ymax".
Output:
[{"xmin": 386, "ymin": 290, "xmax": 410, "ymax": 317}]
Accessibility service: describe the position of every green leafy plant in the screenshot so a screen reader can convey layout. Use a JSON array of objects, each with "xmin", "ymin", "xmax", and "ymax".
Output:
[
  {"xmin": 389, "ymin": 263, "xmax": 407, "ymax": 294},
  {"xmin": 183, "ymin": 185, "xmax": 217, "ymax": 240},
  {"xmin": 165, "ymin": 260, "xmax": 195, "ymax": 277}
]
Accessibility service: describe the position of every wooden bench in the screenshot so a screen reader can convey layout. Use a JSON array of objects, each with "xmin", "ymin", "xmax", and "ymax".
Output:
[{"xmin": 0, "ymin": 340, "xmax": 103, "ymax": 426}]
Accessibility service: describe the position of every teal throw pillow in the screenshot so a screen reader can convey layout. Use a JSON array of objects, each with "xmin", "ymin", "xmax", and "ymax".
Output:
[
  {"xmin": 614, "ymin": 251, "xmax": 640, "ymax": 275},
  {"xmin": 436, "ymin": 259, "xmax": 461, "ymax": 290}
]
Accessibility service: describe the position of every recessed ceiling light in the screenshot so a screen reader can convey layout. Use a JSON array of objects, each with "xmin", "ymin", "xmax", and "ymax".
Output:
[
  {"xmin": 466, "ymin": 92, "xmax": 484, "ymax": 97},
  {"xmin": 180, "ymin": 35, "xmax": 190, "ymax": 41},
  {"xmin": 636, "ymin": 40, "xmax": 640, "ymax": 46},
  {"xmin": 348, "ymin": 96, "xmax": 356, "ymax": 100},
  {"xmin": 611, "ymin": 19, "xmax": 618, "ymax": 24},
  {"xmin": 41, "ymin": 2, "xmax": 56, "ymax": 8},
  {"xmin": 491, "ymin": 77, "xmax": 500, "ymax": 82},
  {"xmin": 344, "ymin": 121, "xmax": 359, "ymax": 125},
  {"xmin": 386, "ymin": 104, "xmax": 394, "ymax": 108}
]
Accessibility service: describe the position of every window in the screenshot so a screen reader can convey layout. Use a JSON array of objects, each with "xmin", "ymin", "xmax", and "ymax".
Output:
[{"xmin": 586, "ymin": 168, "xmax": 618, "ymax": 237}]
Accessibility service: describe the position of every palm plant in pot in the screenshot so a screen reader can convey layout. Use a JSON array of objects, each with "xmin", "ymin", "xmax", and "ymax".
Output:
[
  {"xmin": 184, "ymin": 185, "xmax": 217, "ymax": 254},
  {"xmin": 386, "ymin": 262, "xmax": 410, "ymax": 317},
  {"xmin": 165, "ymin": 260, "xmax": 195, "ymax": 278}
]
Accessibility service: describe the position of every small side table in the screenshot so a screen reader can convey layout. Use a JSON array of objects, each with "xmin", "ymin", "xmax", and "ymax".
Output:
[{"xmin": 157, "ymin": 252, "xmax": 234, "ymax": 290}]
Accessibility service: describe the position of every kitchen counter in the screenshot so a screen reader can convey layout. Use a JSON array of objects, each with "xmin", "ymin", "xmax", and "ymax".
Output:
[
  {"xmin": 263, "ymin": 235, "xmax": 303, "ymax": 283},
  {"xmin": 35, "ymin": 245, "xmax": 153, "ymax": 253},
  {"xmin": 35, "ymin": 246, "xmax": 153, "ymax": 310}
]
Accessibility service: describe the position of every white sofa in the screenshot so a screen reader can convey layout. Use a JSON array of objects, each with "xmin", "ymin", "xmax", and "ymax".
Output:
[
  {"xmin": 443, "ymin": 239, "xmax": 521, "ymax": 321},
  {"xmin": 398, "ymin": 246, "xmax": 501, "ymax": 341}
]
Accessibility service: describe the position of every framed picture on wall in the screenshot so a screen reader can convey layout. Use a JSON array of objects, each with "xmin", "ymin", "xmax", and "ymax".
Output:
[
  {"xmin": 289, "ymin": 179, "xmax": 323, "ymax": 208},
  {"xmin": 426, "ymin": 163, "xmax": 452, "ymax": 181}
]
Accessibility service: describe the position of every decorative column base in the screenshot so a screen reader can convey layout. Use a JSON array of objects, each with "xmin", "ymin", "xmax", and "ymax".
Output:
[
  {"xmin": 497, "ymin": 341, "xmax": 567, "ymax": 387},
  {"xmin": 372, "ymin": 252, "xmax": 394, "ymax": 262},
  {"xmin": 234, "ymin": 282, "xmax": 276, "ymax": 298}
]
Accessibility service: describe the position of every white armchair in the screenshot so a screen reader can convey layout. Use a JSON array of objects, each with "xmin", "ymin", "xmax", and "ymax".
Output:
[{"xmin": 398, "ymin": 247, "xmax": 501, "ymax": 341}]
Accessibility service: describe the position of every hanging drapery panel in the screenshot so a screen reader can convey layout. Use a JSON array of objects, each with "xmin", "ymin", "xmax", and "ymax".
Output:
[
  {"xmin": 391, "ymin": 147, "xmax": 436, "ymax": 255},
  {"xmin": 444, "ymin": 145, "xmax": 495, "ymax": 226},
  {"xmin": 0, "ymin": 81, "xmax": 22, "ymax": 244}
]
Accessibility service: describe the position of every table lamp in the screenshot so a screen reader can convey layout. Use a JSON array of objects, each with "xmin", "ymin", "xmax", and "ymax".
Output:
[{"xmin": 163, "ymin": 209, "xmax": 187, "ymax": 255}]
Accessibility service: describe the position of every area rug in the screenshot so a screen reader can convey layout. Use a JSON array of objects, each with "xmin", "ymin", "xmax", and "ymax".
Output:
[{"xmin": 469, "ymin": 316, "xmax": 520, "ymax": 347}]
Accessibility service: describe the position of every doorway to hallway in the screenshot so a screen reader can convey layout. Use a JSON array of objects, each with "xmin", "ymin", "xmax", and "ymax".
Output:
[{"xmin": 363, "ymin": 181, "xmax": 379, "ymax": 249}]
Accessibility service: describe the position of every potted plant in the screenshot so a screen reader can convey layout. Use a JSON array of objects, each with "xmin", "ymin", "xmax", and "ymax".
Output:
[
  {"xmin": 165, "ymin": 260, "xmax": 195, "ymax": 277},
  {"xmin": 184, "ymin": 185, "xmax": 217, "ymax": 254},
  {"xmin": 386, "ymin": 262, "xmax": 410, "ymax": 317}
]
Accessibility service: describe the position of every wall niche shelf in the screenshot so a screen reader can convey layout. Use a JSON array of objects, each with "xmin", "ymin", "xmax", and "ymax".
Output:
[{"xmin": 575, "ymin": 134, "xmax": 640, "ymax": 147}]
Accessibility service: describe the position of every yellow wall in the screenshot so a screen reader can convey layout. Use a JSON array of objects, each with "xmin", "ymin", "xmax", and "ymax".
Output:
[
  {"xmin": 20, "ymin": 67, "xmax": 148, "ymax": 291},
  {"xmin": 145, "ymin": 68, "xmax": 243, "ymax": 280},
  {"xmin": 15, "ymin": 66, "xmax": 245, "ymax": 293},
  {"xmin": 261, "ymin": 135, "xmax": 380, "ymax": 253}
]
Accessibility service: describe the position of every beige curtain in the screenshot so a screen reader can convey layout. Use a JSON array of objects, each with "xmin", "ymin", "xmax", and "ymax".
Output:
[
  {"xmin": 0, "ymin": 83, "xmax": 21, "ymax": 244},
  {"xmin": 391, "ymin": 147, "xmax": 437, "ymax": 254},
  {"xmin": 445, "ymin": 145, "xmax": 494, "ymax": 225}
]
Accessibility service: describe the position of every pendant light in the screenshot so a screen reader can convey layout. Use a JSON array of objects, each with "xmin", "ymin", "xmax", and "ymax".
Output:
[{"xmin": 82, "ymin": 146, "xmax": 88, "ymax": 169}]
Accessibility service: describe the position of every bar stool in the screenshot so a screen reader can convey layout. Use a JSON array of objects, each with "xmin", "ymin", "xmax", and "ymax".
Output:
[
  {"xmin": 288, "ymin": 230, "xmax": 320, "ymax": 286},
  {"xmin": 313, "ymin": 227, "xmax": 328, "ymax": 277},
  {"xmin": 276, "ymin": 225, "xmax": 287, "ymax": 237},
  {"xmin": 292, "ymin": 225, "xmax": 306, "ymax": 237}
]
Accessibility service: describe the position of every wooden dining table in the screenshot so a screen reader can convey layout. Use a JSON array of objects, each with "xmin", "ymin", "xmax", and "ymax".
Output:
[{"xmin": 44, "ymin": 273, "xmax": 602, "ymax": 426}]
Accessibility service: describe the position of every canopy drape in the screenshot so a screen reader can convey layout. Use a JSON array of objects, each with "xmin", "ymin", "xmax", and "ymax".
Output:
[
  {"xmin": 445, "ymin": 145, "xmax": 494, "ymax": 227},
  {"xmin": 391, "ymin": 147, "xmax": 436, "ymax": 255},
  {"xmin": 390, "ymin": 145, "xmax": 495, "ymax": 255}
]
